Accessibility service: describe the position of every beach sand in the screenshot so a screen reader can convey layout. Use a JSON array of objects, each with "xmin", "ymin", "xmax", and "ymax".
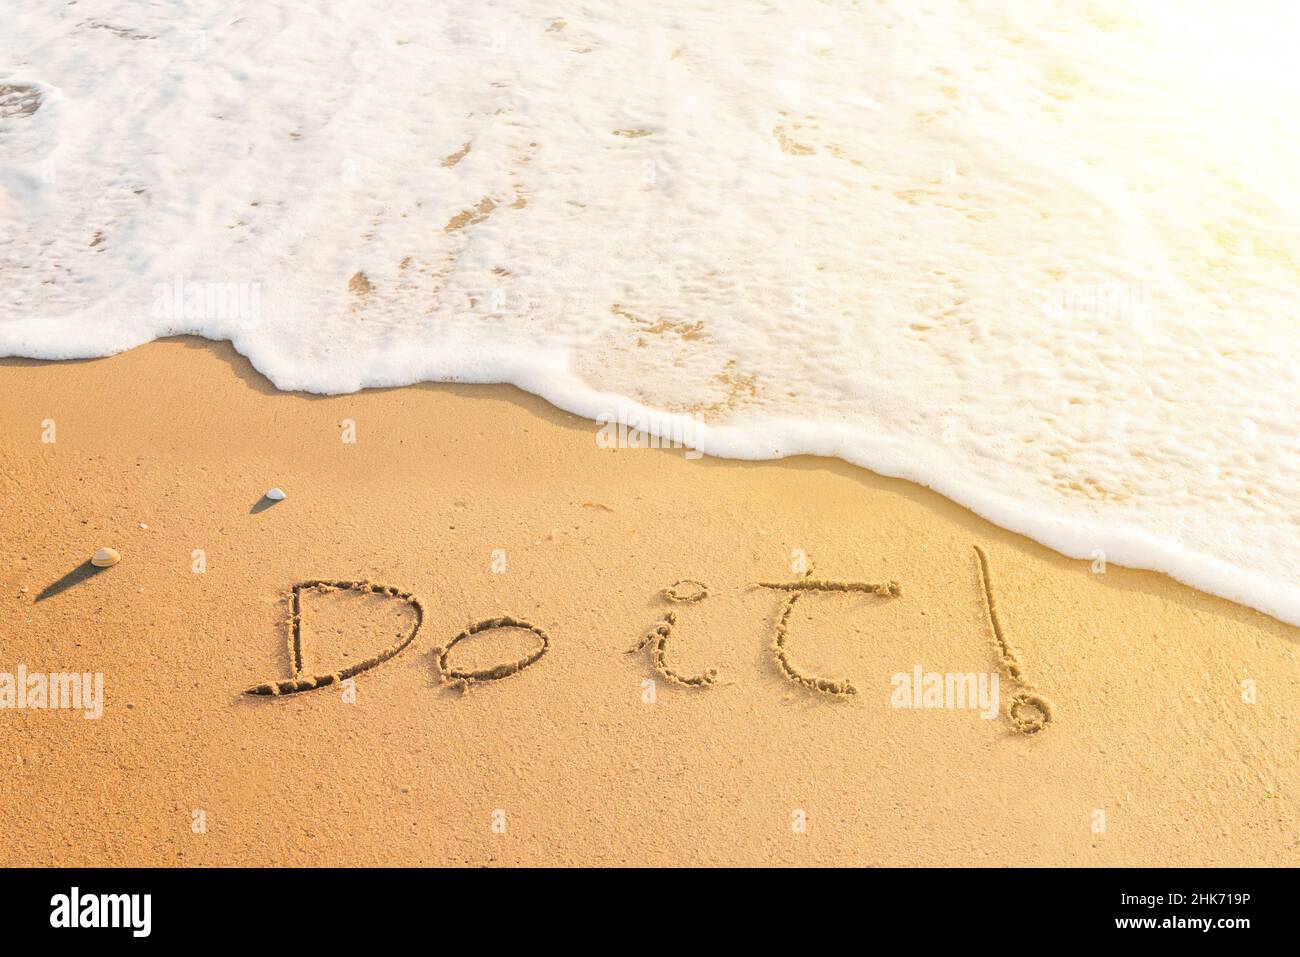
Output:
[{"xmin": 0, "ymin": 337, "xmax": 1295, "ymax": 866}]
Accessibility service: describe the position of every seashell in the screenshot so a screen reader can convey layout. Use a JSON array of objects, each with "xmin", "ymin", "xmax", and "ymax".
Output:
[
  {"xmin": 265, "ymin": 487, "xmax": 286, "ymax": 501},
  {"xmin": 91, "ymin": 547, "xmax": 121, "ymax": 568}
]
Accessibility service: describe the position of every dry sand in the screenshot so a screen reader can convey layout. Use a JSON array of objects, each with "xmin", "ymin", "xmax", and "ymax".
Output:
[{"xmin": 0, "ymin": 337, "xmax": 1295, "ymax": 866}]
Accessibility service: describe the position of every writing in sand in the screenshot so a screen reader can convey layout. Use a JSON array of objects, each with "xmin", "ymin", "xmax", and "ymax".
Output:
[{"xmin": 245, "ymin": 547, "xmax": 1053, "ymax": 735}]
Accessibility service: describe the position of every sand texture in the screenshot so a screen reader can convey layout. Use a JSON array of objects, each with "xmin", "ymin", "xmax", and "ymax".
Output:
[{"xmin": 0, "ymin": 339, "xmax": 1295, "ymax": 866}]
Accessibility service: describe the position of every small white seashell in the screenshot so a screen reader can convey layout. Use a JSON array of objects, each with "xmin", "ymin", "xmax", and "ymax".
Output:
[
  {"xmin": 265, "ymin": 487, "xmax": 286, "ymax": 501},
  {"xmin": 91, "ymin": 547, "xmax": 121, "ymax": 568}
]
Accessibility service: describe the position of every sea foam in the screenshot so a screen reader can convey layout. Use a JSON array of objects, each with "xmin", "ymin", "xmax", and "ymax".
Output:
[{"xmin": 3, "ymin": 1, "xmax": 1299, "ymax": 624}]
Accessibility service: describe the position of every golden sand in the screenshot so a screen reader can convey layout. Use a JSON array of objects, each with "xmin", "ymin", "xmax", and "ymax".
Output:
[{"xmin": 0, "ymin": 337, "xmax": 1295, "ymax": 865}]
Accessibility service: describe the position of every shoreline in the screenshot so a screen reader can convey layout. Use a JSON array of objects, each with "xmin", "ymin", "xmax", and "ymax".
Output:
[
  {"xmin": 11, "ymin": 332, "xmax": 1293, "ymax": 629},
  {"xmin": 0, "ymin": 337, "xmax": 1295, "ymax": 866}
]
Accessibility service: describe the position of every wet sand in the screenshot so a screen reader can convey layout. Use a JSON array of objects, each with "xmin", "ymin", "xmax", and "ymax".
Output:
[{"xmin": 0, "ymin": 337, "xmax": 1295, "ymax": 865}]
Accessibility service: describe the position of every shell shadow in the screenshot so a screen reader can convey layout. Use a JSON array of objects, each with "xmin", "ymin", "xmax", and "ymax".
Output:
[{"xmin": 36, "ymin": 561, "xmax": 107, "ymax": 602}]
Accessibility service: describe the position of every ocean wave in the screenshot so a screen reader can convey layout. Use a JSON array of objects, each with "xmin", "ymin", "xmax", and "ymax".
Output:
[{"xmin": 3, "ymin": 0, "xmax": 1298, "ymax": 623}]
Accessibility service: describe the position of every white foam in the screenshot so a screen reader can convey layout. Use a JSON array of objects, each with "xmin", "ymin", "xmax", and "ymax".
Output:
[{"xmin": 4, "ymin": 1, "xmax": 1300, "ymax": 624}]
